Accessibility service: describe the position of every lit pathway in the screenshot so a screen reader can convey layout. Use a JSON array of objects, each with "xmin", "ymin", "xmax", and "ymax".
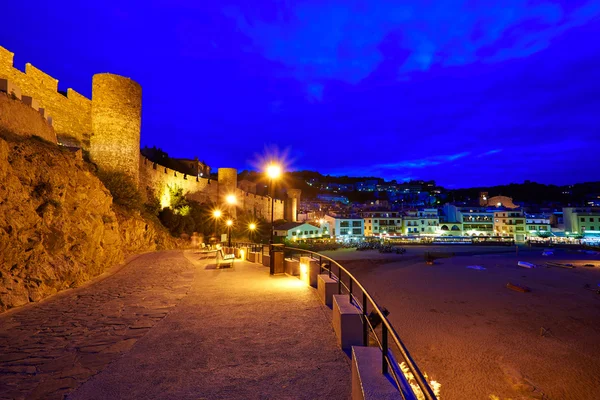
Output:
[{"xmin": 0, "ymin": 250, "xmax": 350, "ymax": 400}]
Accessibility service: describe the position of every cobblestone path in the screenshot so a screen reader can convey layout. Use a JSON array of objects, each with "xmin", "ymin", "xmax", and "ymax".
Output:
[{"xmin": 0, "ymin": 251, "xmax": 196, "ymax": 400}]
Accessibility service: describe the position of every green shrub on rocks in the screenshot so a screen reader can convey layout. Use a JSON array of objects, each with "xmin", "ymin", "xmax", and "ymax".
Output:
[{"xmin": 97, "ymin": 171, "xmax": 143, "ymax": 211}]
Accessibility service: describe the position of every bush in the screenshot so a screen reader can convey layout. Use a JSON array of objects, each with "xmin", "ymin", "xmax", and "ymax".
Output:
[
  {"xmin": 144, "ymin": 193, "xmax": 161, "ymax": 216},
  {"xmin": 97, "ymin": 170, "xmax": 143, "ymax": 211},
  {"xmin": 159, "ymin": 207, "xmax": 195, "ymax": 236}
]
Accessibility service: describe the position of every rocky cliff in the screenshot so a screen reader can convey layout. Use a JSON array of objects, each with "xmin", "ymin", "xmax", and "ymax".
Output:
[{"xmin": 0, "ymin": 135, "xmax": 178, "ymax": 313}]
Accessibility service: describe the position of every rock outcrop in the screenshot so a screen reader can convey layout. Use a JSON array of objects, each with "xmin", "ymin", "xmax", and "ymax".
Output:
[{"xmin": 0, "ymin": 135, "xmax": 177, "ymax": 313}]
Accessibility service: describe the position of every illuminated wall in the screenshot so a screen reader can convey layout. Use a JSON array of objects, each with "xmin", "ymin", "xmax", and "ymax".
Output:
[
  {"xmin": 0, "ymin": 44, "xmax": 286, "ymax": 221},
  {"xmin": 90, "ymin": 74, "xmax": 142, "ymax": 184},
  {"xmin": 139, "ymin": 156, "xmax": 217, "ymax": 205},
  {"xmin": 0, "ymin": 93, "xmax": 57, "ymax": 143},
  {"xmin": 0, "ymin": 46, "xmax": 92, "ymax": 147}
]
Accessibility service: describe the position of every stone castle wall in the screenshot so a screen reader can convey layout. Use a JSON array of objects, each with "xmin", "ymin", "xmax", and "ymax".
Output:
[
  {"xmin": 139, "ymin": 156, "xmax": 218, "ymax": 205},
  {"xmin": 1, "ymin": 44, "xmax": 286, "ymax": 222},
  {"xmin": 0, "ymin": 46, "xmax": 92, "ymax": 147},
  {"xmin": 0, "ymin": 92, "xmax": 57, "ymax": 143},
  {"xmin": 235, "ymin": 187, "xmax": 284, "ymax": 221}
]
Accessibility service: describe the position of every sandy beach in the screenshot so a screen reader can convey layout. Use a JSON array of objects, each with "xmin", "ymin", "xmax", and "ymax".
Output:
[{"xmin": 322, "ymin": 246, "xmax": 600, "ymax": 400}]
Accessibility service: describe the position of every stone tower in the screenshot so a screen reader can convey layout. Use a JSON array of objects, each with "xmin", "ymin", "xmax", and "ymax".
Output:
[
  {"xmin": 285, "ymin": 189, "xmax": 301, "ymax": 222},
  {"xmin": 218, "ymin": 168, "xmax": 238, "ymax": 217},
  {"xmin": 90, "ymin": 73, "xmax": 142, "ymax": 184},
  {"xmin": 218, "ymin": 168, "xmax": 238, "ymax": 197}
]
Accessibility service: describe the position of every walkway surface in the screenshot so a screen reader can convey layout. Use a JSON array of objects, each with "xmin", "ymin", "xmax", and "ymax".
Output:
[{"xmin": 0, "ymin": 250, "xmax": 350, "ymax": 400}]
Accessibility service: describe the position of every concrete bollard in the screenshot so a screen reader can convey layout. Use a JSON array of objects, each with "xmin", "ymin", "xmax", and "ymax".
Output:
[
  {"xmin": 299, "ymin": 256, "xmax": 320, "ymax": 287},
  {"xmin": 351, "ymin": 347, "xmax": 402, "ymax": 400},
  {"xmin": 332, "ymin": 294, "xmax": 363, "ymax": 350},
  {"xmin": 284, "ymin": 258, "xmax": 300, "ymax": 276},
  {"xmin": 318, "ymin": 274, "xmax": 337, "ymax": 307}
]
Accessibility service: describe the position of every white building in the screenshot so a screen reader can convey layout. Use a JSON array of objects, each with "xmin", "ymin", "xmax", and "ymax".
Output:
[
  {"xmin": 525, "ymin": 214, "xmax": 552, "ymax": 238},
  {"xmin": 403, "ymin": 209, "xmax": 439, "ymax": 235},
  {"xmin": 324, "ymin": 215, "xmax": 364, "ymax": 239},
  {"xmin": 273, "ymin": 222, "xmax": 324, "ymax": 241}
]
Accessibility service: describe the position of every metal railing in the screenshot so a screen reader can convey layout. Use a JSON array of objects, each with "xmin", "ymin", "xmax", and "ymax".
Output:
[{"xmin": 282, "ymin": 246, "xmax": 437, "ymax": 400}]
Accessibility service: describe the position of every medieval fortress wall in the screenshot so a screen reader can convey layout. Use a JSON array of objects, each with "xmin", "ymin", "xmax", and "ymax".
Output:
[
  {"xmin": 0, "ymin": 46, "xmax": 92, "ymax": 147},
  {"xmin": 0, "ymin": 45, "xmax": 286, "ymax": 221}
]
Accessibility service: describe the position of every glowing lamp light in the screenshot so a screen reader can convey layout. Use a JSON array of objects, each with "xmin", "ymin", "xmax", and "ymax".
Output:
[
  {"xmin": 266, "ymin": 164, "xmax": 282, "ymax": 179},
  {"xmin": 299, "ymin": 262, "xmax": 310, "ymax": 285},
  {"xmin": 240, "ymin": 250, "xmax": 245, "ymax": 259},
  {"xmin": 249, "ymin": 223, "xmax": 256, "ymax": 231},
  {"xmin": 226, "ymin": 219, "xmax": 233, "ymax": 227},
  {"xmin": 160, "ymin": 188, "xmax": 171, "ymax": 209},
  {"xmin": 300, "ymin": 263, "xmax": 308, "ymax": 275},
  {"xmin": 226, "ymin": 194, "xmax": 237, "ymax": 205},
  {"xmin": 213, "ymin": 210, "xmax": 222, "ymax": 218}
]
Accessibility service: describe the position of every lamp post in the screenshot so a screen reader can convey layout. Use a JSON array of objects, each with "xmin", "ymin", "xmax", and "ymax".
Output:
[
  {"xmin": 226, "ymin": 219, "xmax": 233, "ymax": 248},
  {"xmin": 266, "ymin": 163, "xmax": 282, "ymax": 274},
  {"xmin": 213, "ymin": 209, "xmax": 222, "ymax": 246}
]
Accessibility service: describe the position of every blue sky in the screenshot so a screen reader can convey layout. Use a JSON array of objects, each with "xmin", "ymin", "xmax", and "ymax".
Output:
[{"xmin": 2, "ymin": 0, "xmax": 599, "ymax": 187}]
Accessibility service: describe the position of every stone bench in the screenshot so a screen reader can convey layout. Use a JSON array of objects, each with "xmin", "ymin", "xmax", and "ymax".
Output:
[
  {"xmin": 332, "ymin": 294, "xmax": 363, "ymax": 350},
  {"xmin": 248, "ymin": 252, "xmax": 257, "ymax": 262},
  {"xmin": 318, "ymin": 274, "xmax": 337, "ymax": 307},
  {"xmin": 351, "ymin": 347, "xmax": 402, "ymax": 400}
]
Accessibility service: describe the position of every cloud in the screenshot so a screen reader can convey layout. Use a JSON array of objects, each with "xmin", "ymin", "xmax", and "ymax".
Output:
[
  {"xmin": 478, "ymin": 149, "xmax": 502, "ymax": 157},
  {"xmin": 223, "ymin": 0, "xmax": 600, "ymax": 83}
]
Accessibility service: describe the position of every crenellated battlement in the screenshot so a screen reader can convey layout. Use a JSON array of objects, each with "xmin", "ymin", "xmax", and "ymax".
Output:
[
  {"xmin": 1, "ymin": 43, "xmax": 286, "ymax": 223},
  {"xmin": 0, "ymin": 45, "xmax": 92, "ymax": 147}
]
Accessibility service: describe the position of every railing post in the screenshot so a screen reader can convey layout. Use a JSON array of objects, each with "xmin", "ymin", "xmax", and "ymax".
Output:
[
  {"xmin": 349, "ymin": 279, "xmax": 353, "ymax": 304},
  {"xmin": 362, "ymin": 292, "xmax": 368, "ymax": 346},
  {"xmin": 319, "ymin": 256, "xmax": 322, "ymax": 274},
  {"xmin": 328, "ymin": 261, "xmax": 332, "ymax": 278},
  {"xmin": 338, "ymin": 267, "xmax": 342, "ymax": 294},
  {"xmin": 382, "ymin": 324, "xmax": 388, "ymax": 375}
]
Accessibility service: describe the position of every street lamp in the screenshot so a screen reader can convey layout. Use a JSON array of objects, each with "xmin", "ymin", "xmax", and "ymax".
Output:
[
  {"xmin": 213, "ymin": 209, "xmax": 222, "ymax": 245},
  {"xmin": 226, "ymin": 219, "xmax": 233, "ymax": 247},
  {"xmin": 266, "ymin": 163, "xmax": 281, "ymax": 243},
  {"xmin": 248, "ymin": 222, "xmax": 257, "ymax": 242},
  {"xmin": 266, "ymin": 163, "xmax": 282, "ymax": 275}
]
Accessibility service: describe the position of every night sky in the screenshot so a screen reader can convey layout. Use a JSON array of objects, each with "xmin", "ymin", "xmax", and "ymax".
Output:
[{"xmin": 2, "ymin": 1, "xmax": 599, "ymax": 188}]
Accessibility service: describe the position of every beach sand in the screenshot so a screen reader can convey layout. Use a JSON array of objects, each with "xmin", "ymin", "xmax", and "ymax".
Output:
[{"xmin": 322, "ymin": 246, "xmax": 600, "ymax": 400}]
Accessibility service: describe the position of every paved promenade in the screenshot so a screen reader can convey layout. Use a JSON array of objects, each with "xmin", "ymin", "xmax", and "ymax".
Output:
[{"xmin": 0, "ymin": 250, "xmax": 350, "ymax": 400}]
